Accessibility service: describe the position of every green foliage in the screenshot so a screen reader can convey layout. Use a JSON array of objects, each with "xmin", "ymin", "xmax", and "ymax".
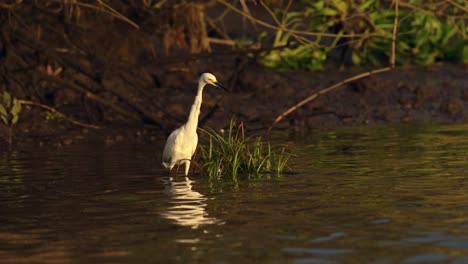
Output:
[
  {"xmin": 0, "ymin": 91, "xmax": 22, "ymax": 126},
  {"xmin": 46, "ymin": 111, "xmax": 64, "ymax": 121},
  {"xmin": 261, "ymin": 9, "xmax": 331, "ymax": 70},
  {"xmin": 361, "ymin": 6, "xmax": 467, "ymax": 65},
  {"xmin": 259, "ymin": 0, "xmax": 467, "ymax": 70},
  {"xmin": 0, "ymin": 91, "xmax": 22, "ymax": 145},
  {"xmin": 198, "ymin": 121, "xmax": 291, "ymax": 181},
  {"xmin": 263, "ymin": 45, "xmax": 330, "ymax": 71}
]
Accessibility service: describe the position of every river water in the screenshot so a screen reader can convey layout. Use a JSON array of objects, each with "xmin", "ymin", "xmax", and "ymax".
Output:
[{"xmin": 1, "ymin": 124, "xmax": 467, "ymax": 263}]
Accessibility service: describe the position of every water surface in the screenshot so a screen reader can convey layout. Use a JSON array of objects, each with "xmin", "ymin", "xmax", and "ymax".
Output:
[{"xmin": 1, "ymin": 124, "xmax": 467, "ymax": 263}]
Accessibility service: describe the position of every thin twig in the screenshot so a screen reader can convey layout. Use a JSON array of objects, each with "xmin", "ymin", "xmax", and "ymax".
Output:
[
  {"xmin": 240, "ymin": 0, "xmax": 258, "ymax": 30},
  {"xmin": 267, "ymin": 0, "xmax": 400, "ymax": 133},
  {"xmin": 18, "ymin": 100, "xmax": 102, "ymax": 129},
  {"xmin": 76, "ymin": 1, "xmax": 140, "ymax": 29},
  {"xmin": 259, "ymin": 0, "xmax": 311, "ymax": 45},
  {"xmin": 445, "ymin": 0, "xmax": 468, "ymax": 13},
  {"xmin": 206, "ymin": 16, "xmax": 233, "ymax": 42},
  {"xmin": 400, "ymin": 0, "xmax": 467, "ymax": 14},
  {"xmin": 215, "ymin": 0, "xmax": 381, "ymax": 39},
  {"xmin": 390, "ymin": 0, "xmax": 399, "ymax": 67},
  {"xmin": 37, "ymin": 74, "xmax": 141, "ymax": 122},
  {"xmin": 208, "ymin": 37, "xmax": 236, "ymax": 46}
]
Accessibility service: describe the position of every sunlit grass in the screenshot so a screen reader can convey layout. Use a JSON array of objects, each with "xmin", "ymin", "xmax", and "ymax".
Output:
[{"xmin": 198, "ymin": 121, "xmax": 291, "ymax": 180}]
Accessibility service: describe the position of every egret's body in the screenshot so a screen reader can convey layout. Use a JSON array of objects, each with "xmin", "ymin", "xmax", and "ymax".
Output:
[{"xmin": 162, "ymin": 73, "xmax": 226, "ymax": 176}]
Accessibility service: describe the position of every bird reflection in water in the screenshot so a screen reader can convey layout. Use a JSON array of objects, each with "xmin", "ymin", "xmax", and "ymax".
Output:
[{"xmin": 160, "ymin": 176, "xmax": 222, "ymax": 229}]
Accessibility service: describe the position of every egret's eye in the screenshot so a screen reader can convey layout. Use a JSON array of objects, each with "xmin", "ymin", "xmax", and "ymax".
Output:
[{"xmin": 208, "ymin": 78, "xmax": 214, "ymax": 83}]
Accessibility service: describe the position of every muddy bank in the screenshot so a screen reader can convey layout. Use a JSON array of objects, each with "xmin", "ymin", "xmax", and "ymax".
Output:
[
  {"xmin": 132, "ymin": 62, "xmax": 468, "ymax": 133},
  {"xmin": 1, "ymin": 62, "xmax": 466, "ymax": 148}
]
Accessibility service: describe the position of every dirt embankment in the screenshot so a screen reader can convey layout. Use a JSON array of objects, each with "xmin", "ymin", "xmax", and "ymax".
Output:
[{"xmin": 157, "ymin": 62, "xmax": 468, "ymax": 132}]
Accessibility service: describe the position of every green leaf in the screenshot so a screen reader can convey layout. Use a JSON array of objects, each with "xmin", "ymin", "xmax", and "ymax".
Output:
[
  {"xmin": 12, "ymin": 115, "xmax": 19, "ymax": 125},
  {"xmin": 440, "ymin": 25, "xmax": 457, "ymax": 46},
  {"xmin": 352, "ymin": 52, "xmax": 361, "ymax": 65},
  {"xmin": 1, "ymin": 115, "xmax": 8, "ymax": 125},
  {"xmin": 284, "ymin": 11, "xmax": 303, "ymax": 22},
  {"xmin": 331, "ymin": 0, "xmax": 348, "ymax": 15},
  {"xmin": 415, "ymin": 31, "xmax": 429, "ymax": 48},
  {"xmin": 322, "ymin": 8, "xmax": 338, "ymax": 16},
  {"xmin": 398, "ymin": 41, "xmax": 410, "ymax": 49},
  {"xmin": 312, "ymin": 1, "xmax": 324, "ymax": 10},
  {"xmin": 3, "ymin": 91, "xmax": 11, "ymax": 107},
  {"xmin": 11, "ymin": 100, "xmax": 21, "ymax": 115},
  {"xmin": 359, "ymin": 0, "xmax": 376, "ymax": 11},
  {"xmin": 0, "ymin": 104, "xmax": 7, "ymax": 118}
]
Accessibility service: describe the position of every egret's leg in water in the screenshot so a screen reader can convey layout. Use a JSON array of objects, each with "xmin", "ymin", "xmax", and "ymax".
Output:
[{"xmin": 185, "ymin": 160, "xmax": 191, "ymax": 176}]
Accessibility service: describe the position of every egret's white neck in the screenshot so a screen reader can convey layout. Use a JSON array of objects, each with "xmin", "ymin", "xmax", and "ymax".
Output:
[{"xmin": 185, "ymin": 81, "xmax": 205, "ymax": 133}]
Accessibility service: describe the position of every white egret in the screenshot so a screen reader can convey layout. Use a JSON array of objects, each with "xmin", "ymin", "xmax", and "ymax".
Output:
[{"xmin": 162, "ymin": 72, "xmax": 228, "ymax": 176}]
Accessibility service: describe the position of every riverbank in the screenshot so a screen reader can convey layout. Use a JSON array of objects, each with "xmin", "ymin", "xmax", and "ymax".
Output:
[{"xmin": 1, "ymin": 63, "xmax": 466, "ymax": 148}]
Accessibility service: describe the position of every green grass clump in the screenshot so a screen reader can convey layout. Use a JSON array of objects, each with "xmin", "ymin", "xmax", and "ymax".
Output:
[
  {"xmin": 0, "ymin": 91, "xmax": 22, "ymax": 145},
  {"xmin": 198, "ymin": 121, "xmax": 290, "ymax": 180}
]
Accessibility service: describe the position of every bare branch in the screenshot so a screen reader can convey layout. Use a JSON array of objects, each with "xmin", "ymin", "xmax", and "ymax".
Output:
[{"xmin": 18, "ymin": 100, "xmax": 102, "ymax": 129}]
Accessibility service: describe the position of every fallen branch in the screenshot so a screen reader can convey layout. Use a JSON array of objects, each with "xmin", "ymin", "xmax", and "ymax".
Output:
[
  {"xmin": 267, "ymin": 0, "xmax": 400, "ymax": 133},
  {"xmin": 18, "ymin": 100, "xmax": 102, "ymax": 129},
  {"xmin": 38, "ymin": 74, "xmax": 142, "ymax": 122},
  {"xmin": 267, "ymin": 67, "xmax": 392, "ymax": 133}
]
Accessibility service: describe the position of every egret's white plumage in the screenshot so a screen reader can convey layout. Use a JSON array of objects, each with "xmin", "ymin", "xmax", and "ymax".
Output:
[{"xmin": 162, "ymin": 73, "xmax": 227, "ymax": 176}]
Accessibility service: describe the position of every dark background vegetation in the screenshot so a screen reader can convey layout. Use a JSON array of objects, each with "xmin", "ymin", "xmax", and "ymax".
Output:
[{"xmin": 0, "ymin": 0, "xmax": 466, "ymax": 145}]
